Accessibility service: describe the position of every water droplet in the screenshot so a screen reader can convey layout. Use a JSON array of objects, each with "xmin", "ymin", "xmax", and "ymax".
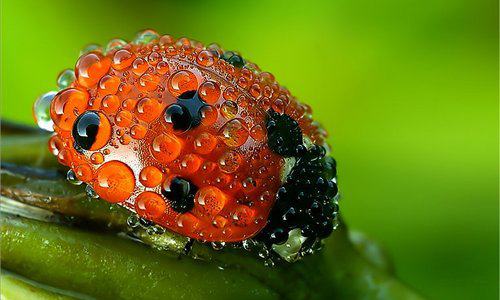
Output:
[
  {"xmin": 57, "ymin": 69, "xmax": 75, "ymax": 90},
  {"xmin": 139, "ymin": 166, "xmax": 164, "ymax": 187},
  {"xmin": 50, "ymin": 88, "xmax": 89, "ymax": 131},
  {"xmin": 90, "ymin": 152, "xmax": 104, "ymax": 164},
  {"xmin": 194, "ymin": 132, "xmax": 217, "ymax": 154},
  {"xmin": 112, "ymin": 49, "xmax": 135, "ymax": 70},
  {"xmin": 33, "ymin": 91, "xmax": 56, "ymax": 131},
  {"xmin": 135, "ymin": 97, "xmax": 161, "ymax": 122},
  {"xmin": 151, "ymin": 134, "xmax": 182, "ymax": 163},
  {"xmin": 242, "ymin": 239, "xmax": 256, "ymax": 251},
  {"xmin": 258, "ymin": 248, "xmax": 270, "ymax": 259},
  {"xmin": 196, "ymin": 50, "xmax": 216, "ymax": 67},
  {"xmin": 135, "ymin": 191, "xmax": 166, "ymax": 219},
  {"xmin": 199, "ymin": 105, "xmax": 218, "ymax": 126},
  {"xmin": 132, "ymin": 57, "xmax": 148, "ymax": 75},
  {"xmin": 138, "ymin": 73, "xmax": 160, "ymax": 92},
  {"xmin": 80, "ymin": 44, "xmax": 102, "ymax": 56},
  {"xmin": 115, "ymin": 110, "xmax": 133, "ymax": 127},
  {"xmin": 223, "ymin": 86, "xmax": 238, "ymax": 101},
  {"xmin": 168, "ymin": 70, "xmax": 198, "ymax": 97},
  {"xmin": 153, "ymin": 226, "xmax": 166, "ymax": 234},
  {"xmin": 67, "ymin": 169, "xmax": 82, "ymax": 185},
  {"xmin": 101, "ymin": 95, "xmax": 120, "ymax": 113},
  {"xmin": 211, "ymin": 242, "xmax": 226, "ymax": 250},
  {"xmin": 218, "ymin": 150, "xmax": 242, "ymax": 173},
  {"xmin": 75, "ymin": 52, "xmax": 111, "ymax": 88},
  {"xmin": 85, "ymin": 185, "xmax": 99, "ymax": 198},
  {"xmin": 127, "ymin": 214, "xmax": 140, "ymax": 228},
  {"xmin": 148, "ymin": 51, "xmax": 162, "ymax": 65},
  {"xmin": 180, "ymin": 154, "xmax": 202, "ymax": 174},
  {"xmin": 74, "ymin": 164, "xmax": 93, "ymax": 182},
  {"xmin": 219, "ymin": 119, "xmax": 249, "ymax": 147},
  {"xmin": 198, "ymin": 81, "xmax": 220, "ymax": 104},
  {"xmin": 105, "ymin": 38, "xmax": 127, "ymax": 54},
  {"xmin": 221, "ymin": 101, "xmax": 238, "ymax": 119},
  {"xmin": 133, "ymin": 29, "xmax": 160, "ymax": 44},
  {"xmin": 264, "ymin": 258, "xmax": 275, "ymax": 267},
  {"xmin": 94, "ymin": 161, "xmax": 135, "ymax": 203},
  {"xmin": 130, "ymin": 124, "xmax": 147, "ymax": 139},
  {"xmin": 156, "ymin": 61, "xmax": 169, "ymax": 74}
]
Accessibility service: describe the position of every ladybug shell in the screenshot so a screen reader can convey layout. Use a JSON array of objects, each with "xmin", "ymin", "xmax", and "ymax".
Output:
[{"xmin": 45, "ymin": 32, "xmax": 328, "ymax": 243}]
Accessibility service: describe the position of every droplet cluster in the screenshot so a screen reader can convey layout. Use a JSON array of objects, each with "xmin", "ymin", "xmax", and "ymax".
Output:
[{"xmin": 36, "ymin": 30, "xmax": 336, "ymax": 250}]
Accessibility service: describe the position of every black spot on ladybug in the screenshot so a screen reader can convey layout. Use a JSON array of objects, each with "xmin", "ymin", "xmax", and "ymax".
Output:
[
  {"xmin": 165, "ymin": 90, "xmax": 208, "ymax": 132},
  {"xmin": 72, "ymin": 111, "xmax": 99, "ymax": 150},
  {"xmin": 256, "ymin": 144, "xmax": 339, "ymax": 250},
  {"xmin": 162, "ymin": 177, "xmax": 198, "ymax": 213},
  {"xmin": 266, "ymin": 110, "xmax": 303, "ymax": 157}
]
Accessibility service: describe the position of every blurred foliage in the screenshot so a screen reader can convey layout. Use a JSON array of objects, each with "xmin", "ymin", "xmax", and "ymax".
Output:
[{"xmin": 1, "ymin": 0, "xmax": 498, "ymax": 299}]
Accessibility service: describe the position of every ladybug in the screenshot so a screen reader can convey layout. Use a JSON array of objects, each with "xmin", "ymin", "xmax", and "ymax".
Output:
[{"xmin": 33, "ymin": 30, "xmax": 339, "ymax": 260}]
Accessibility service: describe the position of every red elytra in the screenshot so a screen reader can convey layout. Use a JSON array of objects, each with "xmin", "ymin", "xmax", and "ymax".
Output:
[{"xmin": 42, "ymin": 30, "xmax": 328, "ymax": 243}]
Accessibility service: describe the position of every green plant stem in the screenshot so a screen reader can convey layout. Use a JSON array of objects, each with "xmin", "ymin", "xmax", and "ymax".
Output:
[{"xmin": 0, "ymin": 121, "xmax": 426, "ymax": 300}]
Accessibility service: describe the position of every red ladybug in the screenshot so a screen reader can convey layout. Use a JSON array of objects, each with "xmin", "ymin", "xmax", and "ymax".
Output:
[{"xmin": 34, "ymin": 30, "xmax": 339, "ymax": 257}]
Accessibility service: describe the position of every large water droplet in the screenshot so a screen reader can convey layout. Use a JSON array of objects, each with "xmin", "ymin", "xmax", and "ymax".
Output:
[{"xmin": 33, "ymin": 91, "xmax": 56, "ymax": 131}]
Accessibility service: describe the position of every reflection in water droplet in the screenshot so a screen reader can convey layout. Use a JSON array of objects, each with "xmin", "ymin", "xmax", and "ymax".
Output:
[
  {"xmin": 57, "ymin": 69, "xmax": 75, "ymax": 90},
  {"xmin": 33, "ymin": 91, "xmax": 56, "ymax": 131}
]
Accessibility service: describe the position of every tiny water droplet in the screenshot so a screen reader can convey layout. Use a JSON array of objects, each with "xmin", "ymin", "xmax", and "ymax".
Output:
[
  {"xmin": 152, "ymin": 226, "xmax": 165, "ymax": 235},
  {"xmin": 264, "ymin": 258, "xmax": 275, "ymax": 267},
  {"xmin": 259, "ymin": 248, "xmax": 270, "ymax": 259},
  {"xmin": 211, "ymin": 242, "xmax": 226, "ymax": 251}
]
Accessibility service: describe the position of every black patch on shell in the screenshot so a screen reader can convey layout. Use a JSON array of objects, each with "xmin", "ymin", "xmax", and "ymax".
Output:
[
  {"xmin": 256, "ymin": 145, "xmax": 339, "ymax": 250},
  {"xmin": 266, "ymin": 110, "xmax": 304, "ymax": 157},
  {"xmin": 162, "ymin": 177, "xmax": 198, "ymax": 213},
  {"xmin": 72, "ymin": 111, "xmax": 99, "ymax": 150},
  {"xmin": 164, "ymin": 90, "xmax": 208, "ymax": 132}
]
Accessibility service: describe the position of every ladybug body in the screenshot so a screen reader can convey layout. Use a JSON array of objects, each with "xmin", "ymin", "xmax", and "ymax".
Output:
[{"xmin": 35, "ymin": 30, "xmax": 338, "ymax": 258}]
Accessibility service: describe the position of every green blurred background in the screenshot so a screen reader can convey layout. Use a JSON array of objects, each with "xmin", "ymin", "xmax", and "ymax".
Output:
[{"xmin": 1, "ymin": 0, "xmax": 498, "ymax": 299}]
